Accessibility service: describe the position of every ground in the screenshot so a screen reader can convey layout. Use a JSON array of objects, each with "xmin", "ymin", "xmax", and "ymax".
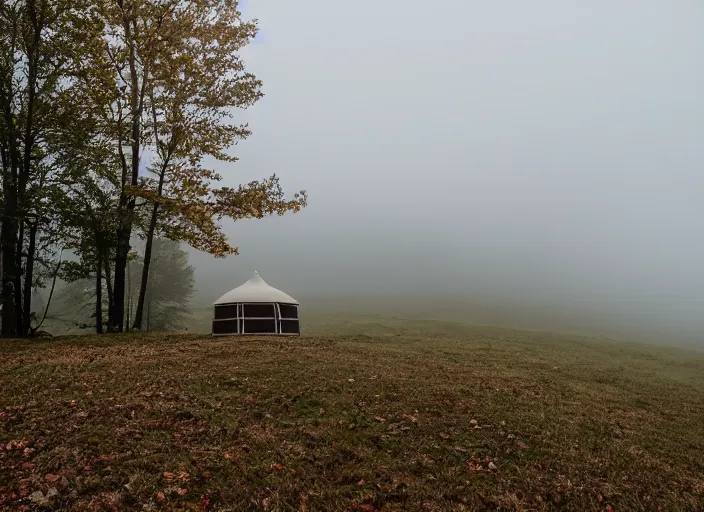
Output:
[{"xmin": 1, "ymin": 318, "xmax": 703, "ymax": 511}]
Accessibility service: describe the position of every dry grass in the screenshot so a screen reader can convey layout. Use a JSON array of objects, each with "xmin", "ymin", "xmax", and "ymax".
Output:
[{"xmin": 1, "ymin": 322, "xmax": 703, "ymax": 511}]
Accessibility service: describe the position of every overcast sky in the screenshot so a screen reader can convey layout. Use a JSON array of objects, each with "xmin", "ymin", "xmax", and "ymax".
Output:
[{"xmin": 189, "ymin": 0, "xmax": 703, "ymax": 334}]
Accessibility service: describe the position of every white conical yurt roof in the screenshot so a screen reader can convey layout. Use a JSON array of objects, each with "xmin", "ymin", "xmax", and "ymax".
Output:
[{"xmin": 213, "ymin": 271, "xmax": 298, "ymax": 305}]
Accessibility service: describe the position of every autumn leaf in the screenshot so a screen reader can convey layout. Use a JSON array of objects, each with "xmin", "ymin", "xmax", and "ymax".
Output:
[
  {"xmin": 6, "ymin": 439, "xmax": 29, "ymax": 451},
  {"xmin": 163, "ymin": 472, "xmax": 176, "ymax": 481},
  {"xmin": 155, "ymin": 492, "xmax": 166, "ymax": 503},
  {"xmin": 359, "ymin": 505, "xmax": 378, "ymax": 512},
  {"xmin": 45, "ymin": 474, "xmax": 61, "ymax": 483},
  {"xmin": 374, "ymin": 417, "xmax": 386, "ymax": 423}
]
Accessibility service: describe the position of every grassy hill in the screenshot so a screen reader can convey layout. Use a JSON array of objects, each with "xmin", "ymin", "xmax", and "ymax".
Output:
[{"xmin": 1, "ymin": 319, "xmax": 703, "ymax": 511}]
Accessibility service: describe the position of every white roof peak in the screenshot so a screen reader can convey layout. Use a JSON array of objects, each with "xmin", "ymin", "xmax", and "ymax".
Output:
[{"xmin": 213, "ymin": 270, "xmax": 298, "ymax": 305}]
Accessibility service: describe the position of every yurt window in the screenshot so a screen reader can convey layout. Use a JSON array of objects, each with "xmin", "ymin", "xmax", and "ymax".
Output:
[
  {"xmin": 213, "ymin": 319, "xmax": 238, "ymax": 335},
  {"xmin": 213, "ymin": 304, "xmax": 238, "ymax": 320},
  {"xmin": 243, "ymin": 318, "xmax": 277, "ymax": 334},
  {"xmin": 243, "ymin": 303, "xmax": 275, "ymax": 318},
  {"xmin": 279, "ymin": 320, "xmax": 300, "ymax": 334},
  {"xmin": 278, "ymin": 304, "xmax": 298, "ymax": 319}
]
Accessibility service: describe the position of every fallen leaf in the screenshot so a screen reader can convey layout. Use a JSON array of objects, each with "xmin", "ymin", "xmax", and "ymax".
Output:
[
  {"xmin": 356, "ymin": 479, "xmax": 365, "ymax": 486},
  {"xmin": 403, "ymin": 414, "xmax": 418, "ymax": 423},
  {"xmin": 163, "ymin": 472, "xmax": 176, "ymax": 481},
  {"xmin": 374, "ymin": 417, "xmax": 386, "ymax": 423},
  {"xmin": 156, "ymin": 491, "xmax": 166, "ymax": 503},
  {"xmin": 29, "ymin": 491, "xmax": 46, "ymax": 504},
  {"xmin": 177, "ymin": 488, "xmax": 187, "ymax": 496},
  {"xmin": 359, "ymin": 505, "xmax": 377, "ymax": 512},
  {"xmin": 606, "ymin": 505, "xmax": 614, "ymax": 512},
  {"xmin": 273, "ymin": 463, "xmax": 283, "ymax": 470},
  {"xmin": 439, "ymin": 433, "xmax": 451, "ymax": 440},
  {"xmin": 223, "ymin": 453, "xmax": 233, "ymax": 460},
  {"xmin": 98, "ymin": 455, "xmax": 110, "ymax": 461},
  {"xmin": 468, "ymin": 462, "xmax": 485, "ymax": 472},
  {"xmin": 6, "ymin": 439, "xmax": 29, "ymax": 451},
  {"xmin": 45, "ymin": 474, "xmax": 61, "ymax": 483}
]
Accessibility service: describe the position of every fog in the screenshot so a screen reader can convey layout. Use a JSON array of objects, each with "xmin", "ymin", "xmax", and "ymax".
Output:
[{"xmin": 190, "ymin": 1, "xmax": 703, "ymax": 344}]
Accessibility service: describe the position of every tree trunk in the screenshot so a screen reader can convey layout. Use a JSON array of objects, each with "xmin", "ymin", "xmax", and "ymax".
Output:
[
  {"xmin": 133, "ymin": 194, "xmax": 162, "ymax": 330},
  {"xmin": 125, "ymin": 258, "xmax": 131, "ymax": 332},
  {"xmin": 14, "ymin": 220, "xmax": 24, "ymax": 334},
  {"xmin": 13, "ymin": 0, "xmax": 41, "ymax": 337},
  {"xmin": 1, "ymin": 97, "xmax": 19, "ymax": 337},
  {"xmin": 0, "ymin": 185, "xmax": 19, "ymax": 337},
  {"xmin": 95, "ymin": 256, "xmax": 103, "ymax": 334},
  {"xmin": 21, "ymin": 222, "xmax": 38, "ymax": 336},
  {"xmin": 30, "ymin": 252, "xmax": 61, "ymax": 336},
  {"xmin": 110, "ymin": 200, "xmax": 130, "ymax": 332},
  {"xmin": 111, "ymin": 11, "xmax": 144, "ymax": 333},
  {"xmin": 102, "ymin": 250, "xmax": 113, "ymax": 312}
]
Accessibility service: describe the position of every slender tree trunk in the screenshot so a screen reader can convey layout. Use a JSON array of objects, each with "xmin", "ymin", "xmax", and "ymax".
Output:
[
  {"xmin": 21, "ymin": 222, "xmax": 37, "ymax": 336},
  {"xmin": 133, "ymin": 185, "xmax": 163, "ymax": 329},
  {"xmin": 95, "ymin": 257, "xmax": 103, "ymax": 334},
  {"xmin": 102, "ymin": 251, "xmax": 113, "ymax": 310},
  {"xmin": 0, "ymin": 83, "xmax": 19, "ymax": 337},
  {"xmin": 1, "ymin": 185, "xmax": 18, "ymax": 337},
  {"xmin": 14, "ymin": 220, "xmax": 24, "ymax": 334},
  {"xmin": 14, "ymin": 0, "xmax": 41, "ymax": 337},
  {"xmin": 30, "ymin": 250, "xmax": 61, "ymax": 336},
  {"xmin": 125, "ymin": 259, "xmax": 131, "ymax": 332},
  {"xmin": 111, "ymin": 222, "xmax": 128, "ymax": 332},
  {"xmin": 111, "ymin": 11, "xmax": 144, "ymax": 333}
]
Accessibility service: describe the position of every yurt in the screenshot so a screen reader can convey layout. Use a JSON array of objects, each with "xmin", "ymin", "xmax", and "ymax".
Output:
[{"xmin": 211, "ymin": 271, "xmax": 300, "ymax": 336}]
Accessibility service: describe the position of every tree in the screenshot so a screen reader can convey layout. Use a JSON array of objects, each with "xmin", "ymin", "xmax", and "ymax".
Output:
[
  {"xmin": 0, "ymin": 0, "xmax": 105, "ymax": 337},
  {"xmin": 52, "ymin": 238, "xmax": 194, "ymax": 333},
  {"xmin": 0, "ymin": 1, "xmax": 307, "ymax": 337},
  {"xmin": 91, "ymin": 0, "xmax": 307, "ymax": 331},
  {"xmin": 129, "ymin": 238, "xmax": 193, "ymax": 331}
]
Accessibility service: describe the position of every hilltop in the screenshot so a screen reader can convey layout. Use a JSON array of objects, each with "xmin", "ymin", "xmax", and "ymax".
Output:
[{"xmin": 1, "ymin": 322, "xmax": 703, "ymax": 511}]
